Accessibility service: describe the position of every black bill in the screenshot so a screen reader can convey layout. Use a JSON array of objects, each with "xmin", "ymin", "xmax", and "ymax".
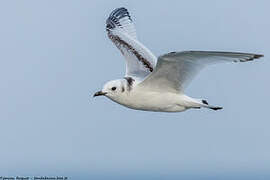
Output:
[{"xmin": 93, "ymin": 91, "xmax": 107, "ymax": 97}]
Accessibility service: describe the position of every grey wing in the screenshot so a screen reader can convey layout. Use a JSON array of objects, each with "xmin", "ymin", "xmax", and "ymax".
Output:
[
  {"xmin": 106, "ymin": 7, "xmax": 157, "ymax": 80},
  {"xmin": 138, "ymin": 51, "xmax": 263, "ymax": 93}
]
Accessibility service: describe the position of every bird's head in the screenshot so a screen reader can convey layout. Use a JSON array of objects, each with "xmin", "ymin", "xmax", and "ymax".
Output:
[{"xmin": 93, "ymin": 79, "xmax": 126, "ymax": 99}]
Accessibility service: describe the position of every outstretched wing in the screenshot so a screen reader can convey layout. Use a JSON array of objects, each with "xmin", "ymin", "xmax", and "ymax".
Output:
[
  {"xmin": 138, "ymin": 51, "xmax": 263, "ymax": 93},
  {"xmin": 106, "ymin": 7, "xmax": 157, "ymax": 80}
]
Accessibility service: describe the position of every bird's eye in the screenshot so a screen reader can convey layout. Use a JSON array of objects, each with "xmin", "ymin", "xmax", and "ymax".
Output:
[{"xmin": 111, "ymin": 87, "xmax": 116, "ymax": 91}]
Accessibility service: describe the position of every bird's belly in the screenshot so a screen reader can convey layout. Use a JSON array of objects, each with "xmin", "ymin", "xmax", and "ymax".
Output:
[{"xmin": 114, "ymin": 92, "xmax": 187, "ymax": 112}]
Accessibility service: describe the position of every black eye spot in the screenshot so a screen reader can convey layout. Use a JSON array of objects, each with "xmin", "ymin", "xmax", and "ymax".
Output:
[{"xmin": 111, "ymin": 87, "xmax": 116, "ymax": 91}]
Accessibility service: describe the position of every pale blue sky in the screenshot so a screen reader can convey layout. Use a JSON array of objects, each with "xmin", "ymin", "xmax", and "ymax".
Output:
[{"xmin": 0, "ymin": 0, "xmax": 269, "ymax": 179}]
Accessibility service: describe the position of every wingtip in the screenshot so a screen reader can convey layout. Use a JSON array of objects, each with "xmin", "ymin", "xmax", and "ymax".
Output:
[
  {"xmin": 106, "ymin": 7, "xmax": 131, "ymax": 31},
  {"xmin": 254, "ymin": 54, "xmax": 264, "ymax": 59},
  {"xmin": 109, "ymin": 7, "xmax": 129, "ymax": 18},
  {"xmin": 244, "ymin": 54, "xmax": 264, "ymax": 62}
]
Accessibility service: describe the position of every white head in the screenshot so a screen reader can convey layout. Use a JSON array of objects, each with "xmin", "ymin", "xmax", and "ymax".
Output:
[{"xmin": 93, "ymin": 79, "xmax": 127, "ymax": 100}]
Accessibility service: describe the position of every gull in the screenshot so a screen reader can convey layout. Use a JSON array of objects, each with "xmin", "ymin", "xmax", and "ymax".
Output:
[{"xmin": 93, "ymin": 7, "xmax": 263, "ymax": 112}]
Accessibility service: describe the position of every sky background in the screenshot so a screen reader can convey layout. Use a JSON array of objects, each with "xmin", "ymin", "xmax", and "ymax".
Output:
[{"xmin": 0, "ymin": 0, "xmax": 269, "ymax": 179}]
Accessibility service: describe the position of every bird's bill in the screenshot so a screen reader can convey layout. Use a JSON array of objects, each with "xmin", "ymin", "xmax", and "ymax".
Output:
[{"xmin": 93, "ymin": 91, "xmax": 107, "ymax": 97}]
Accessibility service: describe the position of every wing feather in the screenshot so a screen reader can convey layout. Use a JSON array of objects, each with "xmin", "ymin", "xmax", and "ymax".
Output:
[
  {"xmin": 106, "ymin": 7, "xmax": 157, "ymax": 79},
  {"xmin": 138, "ymin": 51, "xmax": 263, "ymax": 92}
]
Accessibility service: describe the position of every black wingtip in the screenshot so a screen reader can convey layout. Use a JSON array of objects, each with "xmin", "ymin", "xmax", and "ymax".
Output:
[
  {"xmin": 254, "ymin": 54, "xmax": 264, "ymax": 59},
  {"xmin": 106, "ymin": 7, "xmax": 131, "ymax": 31},
  {"xmin": 245, "ymin": 54, "xmax": 264, "ymax": 62},
  {"xmin": 109, "ymin": 7, "xmax": 129, "ymax": 18}
]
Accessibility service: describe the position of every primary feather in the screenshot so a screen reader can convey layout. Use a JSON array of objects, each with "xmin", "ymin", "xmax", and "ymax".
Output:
[{"xmin": 106, "ymin": 7, "xmax": 157, "ymax": 80}]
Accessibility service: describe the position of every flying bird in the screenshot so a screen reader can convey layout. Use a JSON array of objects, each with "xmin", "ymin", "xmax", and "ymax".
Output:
[{"xmin": 94, "ymin": 7, "xmax": 263, "ymax": 112}]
